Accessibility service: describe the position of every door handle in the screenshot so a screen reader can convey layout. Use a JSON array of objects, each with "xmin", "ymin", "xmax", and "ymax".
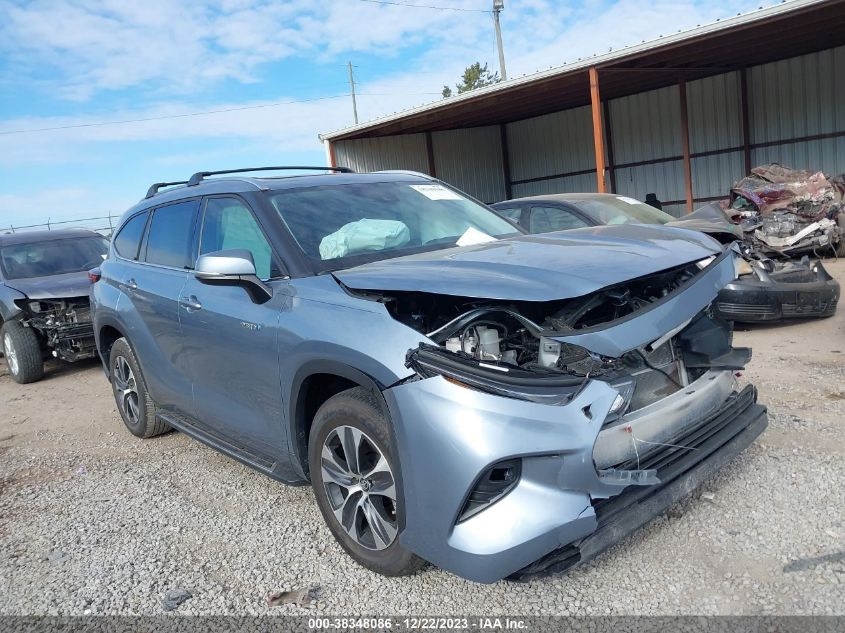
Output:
[
  {"xmin": 179, "ymin": 296, "xmax": 203, "ymax": 311},
  {"xmin": 124, "ymin": 278, "xmax": 137, "ymax": 291}
]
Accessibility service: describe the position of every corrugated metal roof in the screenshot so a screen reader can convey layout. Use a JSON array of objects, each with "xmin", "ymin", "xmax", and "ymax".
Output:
[{"xmin": 320, "ymin": 0, "xmax": 842, "ymax": 141}]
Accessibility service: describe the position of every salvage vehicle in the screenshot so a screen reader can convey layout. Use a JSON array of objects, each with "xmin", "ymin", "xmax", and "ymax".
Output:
[
  {"xmin": 0, "ymin": 229, "xmax": 108, "ymax": 383},
  {"xmin": 493, "ymin": 193, "xmax": 840, "ymax": 322},
  {"xmin": 91, "ymin": 167, "xmax": 767, "ymax": 583},
  {"xmin": 729, "ymin": 163, "xmax": 845, "ymax": 257}
]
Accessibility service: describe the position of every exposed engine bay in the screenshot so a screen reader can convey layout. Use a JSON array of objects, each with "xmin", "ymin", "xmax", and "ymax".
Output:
[
  {"xmin": 17, "ymin": 297, "xmax": 96, "ymax": 362},
  {"xmin": 357, "ymin": 260, "xmax": 749, "ymax": 418}
]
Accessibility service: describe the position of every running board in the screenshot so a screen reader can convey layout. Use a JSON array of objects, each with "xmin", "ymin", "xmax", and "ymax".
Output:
[{"xmin": 156, "ymin": 409, "xmax": 278, "ymax": 474}]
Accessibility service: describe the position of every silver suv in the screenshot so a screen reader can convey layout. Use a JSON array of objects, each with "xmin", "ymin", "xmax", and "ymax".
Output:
[{"xmin": 90, "ymin": 166, "xmax": 767, "ymax": 583}]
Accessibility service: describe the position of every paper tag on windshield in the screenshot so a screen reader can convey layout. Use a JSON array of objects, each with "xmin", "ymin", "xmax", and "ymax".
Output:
[
  {"xmin": 617, "ymin": 196, "xmax": 642, "ymax": 205},
  {"xmin": 456, "ymin": 227, "xmax": 497, "ymax": 246},
  {"xmin": 409, "ymin": 184, "xmax": 462, "ymax": 200}
]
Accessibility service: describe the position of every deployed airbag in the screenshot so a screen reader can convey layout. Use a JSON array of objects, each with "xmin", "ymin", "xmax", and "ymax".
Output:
[{"xmin": 319, "ymin": 219, "xmax": 410, "ymax": 260}]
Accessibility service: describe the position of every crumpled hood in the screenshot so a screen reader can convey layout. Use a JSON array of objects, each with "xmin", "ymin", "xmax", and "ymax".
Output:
[
  {"xmin": 4, "ymin": 271, "xmax": 92, "ymax": 300},
  {"xmin": 666, "ymin": 203, "xmax": 742, "ymax": 242},
  {"xmin": 334, "ymin": 224, "xmax": 722, "ymax": 301}
]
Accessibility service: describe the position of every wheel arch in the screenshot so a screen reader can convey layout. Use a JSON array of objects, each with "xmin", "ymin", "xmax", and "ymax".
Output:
[
  {"xmin": 288, "ymin": 360, "xmax": 390, "ymax": 481},
  {"xmin": 97, "ymin": 323, "xmax": 125, "ymax": 376}
]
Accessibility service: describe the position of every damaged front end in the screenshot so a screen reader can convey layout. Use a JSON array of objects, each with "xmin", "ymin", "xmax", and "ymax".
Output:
[
  {"xmin": 14, "ymin": 297, "xmax": 96, "ymax": 362},
  {"xmin": 373, "ymin": 246, "xmax": 767, "ymax": 583}
]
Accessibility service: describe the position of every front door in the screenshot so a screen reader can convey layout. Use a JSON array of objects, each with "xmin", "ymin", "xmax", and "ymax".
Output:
[{"xmin": 179, "ymin": 195, "xmax": 289, "ymax": 462}]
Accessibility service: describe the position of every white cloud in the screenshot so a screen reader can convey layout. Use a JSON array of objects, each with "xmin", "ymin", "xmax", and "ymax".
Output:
[
  {"xmin": 0, "ymin": 0, "xmax": 487, "ymax": 100},
  {"xmin": 0, "ymin": 0, "xmax": 769, "ymax": 225}
]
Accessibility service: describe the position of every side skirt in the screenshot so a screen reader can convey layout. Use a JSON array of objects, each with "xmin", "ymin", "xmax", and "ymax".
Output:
[{"xmin": 156, "ymin": 409, "xmax": 306, "ymax": 486}]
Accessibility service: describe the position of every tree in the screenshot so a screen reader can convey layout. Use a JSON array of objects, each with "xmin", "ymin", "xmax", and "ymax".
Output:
[{"xmin": 442, "ymin": 62, "xmax": 500, "ymax": 98}]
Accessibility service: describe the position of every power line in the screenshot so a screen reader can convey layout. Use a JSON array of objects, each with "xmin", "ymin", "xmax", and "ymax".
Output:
[
  {"xmin": 356, "ymin": 0, "xmax": 489, "ymax": 12},
  {"xmin": 0, "ymin": 92, "xmax": 442, "ymax": 136},
  {"xmin": 0, "ymin": 94, "xmax": 351, "ymax": 136}
]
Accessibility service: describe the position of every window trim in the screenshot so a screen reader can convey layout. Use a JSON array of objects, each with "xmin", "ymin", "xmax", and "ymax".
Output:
[{"xmin": 198, "ymin": 193, "xmax": 289, "ymax": 281}]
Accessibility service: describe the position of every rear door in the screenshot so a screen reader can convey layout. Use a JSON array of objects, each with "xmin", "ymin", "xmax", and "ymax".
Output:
[
  {"xmin": 120, "ymin": 199, "xmax": 199, "ymax": 414},
  {"xmin": 179, "ymin": 195, "xmax": 288, "ymax": 461}
]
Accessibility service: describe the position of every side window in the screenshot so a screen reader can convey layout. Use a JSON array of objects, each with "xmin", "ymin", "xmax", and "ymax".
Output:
[
  {"xmin": 529, "ymin": 206, "xmax": 589, "ymax": 233},
  {"xmin": 200, "ymin": 197, "xmax": 278, "ymax": 280},
  {"xmin": 113, "ymin": 211, "xmax": 148, "ymax": 260},
  {"xmin": 495, "ymin": 206, "xmax": 523, "ymax": 224},
  {"xmin": 144, "ymin": 200, "xmax": 199, "ymax": 269}
]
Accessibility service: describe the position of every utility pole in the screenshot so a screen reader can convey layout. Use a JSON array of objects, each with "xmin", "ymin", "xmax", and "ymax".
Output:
[
  {"xmin": 493, "ymin": 0, "xmax": 507, "ymax": 81},
  {"xmin": 347, "ymin": 61, "xmax": 359, "ymax": 125}
]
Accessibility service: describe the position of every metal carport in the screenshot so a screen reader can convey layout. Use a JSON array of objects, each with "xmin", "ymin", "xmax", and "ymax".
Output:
[{"xmin": 319, "ymin": 0, "xmax": 845, "ymax": 216}]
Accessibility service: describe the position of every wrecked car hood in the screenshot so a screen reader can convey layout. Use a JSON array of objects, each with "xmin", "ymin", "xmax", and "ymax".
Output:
[
  {"xmin": 334, "ymin": 224, "xmax": 721, "ymax": 301},
  {"xmin": 666, "ymin": 204, "xmax": 742, "ymax": 242},
  {"xmin": 4, "ymin": 271, "xmax": 92, "ymax": 300}
]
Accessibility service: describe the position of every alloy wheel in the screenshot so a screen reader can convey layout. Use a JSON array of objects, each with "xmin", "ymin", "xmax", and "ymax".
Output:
[
  {"xmin": 113, "ymin": 355, "xmax": 140, "ymax": 425},
  {"xmin": 320, "ymin": 425, "xmax": 398, "ymax": 551},
  {"xmin": 3, "ymin": 333, "xmax": 18, "ymax": 376}
]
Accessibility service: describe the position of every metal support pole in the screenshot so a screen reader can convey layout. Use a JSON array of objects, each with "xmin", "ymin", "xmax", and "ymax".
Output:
[
  {"xmin": 588, "ymin": 67, "xmax": 607, "ymax": 193},
  {"xmin": 324, "ymin": 139, "xmax": 336, "ymax": 168},
  {"xmin": 740, "ymin": 67, "xmax": 752, "ymax": 175},
  {"xmin": 500, "ymin": 124, "xmax": 512, "ymax": 200},
  {"xmin": 347, "ymin": 61, "xmax": 358, "ymax": 125},
  {"xmin": 678, "ymin": 78, "xmax": 694, "ymax": 213},
  {"xmin": 425, "ymin": 131, "xmax": 436, "ymax": 177},
  {"xmin": 493, "ymin": 1, "xmax": 507, "ymax": 81},
  {"xmin": 602, "ymin": 99, "xmax": 616, "ymax": 193}
]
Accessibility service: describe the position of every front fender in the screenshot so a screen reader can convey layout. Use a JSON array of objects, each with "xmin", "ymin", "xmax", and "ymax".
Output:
[{"xmin": 0, "ymin": 285, "xmax": 26, "ymax": 322}]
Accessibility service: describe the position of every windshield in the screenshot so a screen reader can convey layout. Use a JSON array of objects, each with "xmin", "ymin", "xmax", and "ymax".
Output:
[
  {"xmin": 270, "ymin": 181, "xmax": 521, "ymax": 269},
  {"xmin": 0, "ymin": 236, "xmax": 109, "ymax": 280},
  {"xmin": 572, "ymin": 196, "xmax": 677, "ymax": 225}
]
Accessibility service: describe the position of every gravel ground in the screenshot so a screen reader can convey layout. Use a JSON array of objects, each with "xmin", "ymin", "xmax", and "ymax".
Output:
[{"xmin": 1, "ymin": 259, "xmax": 844, "ymax": 616}]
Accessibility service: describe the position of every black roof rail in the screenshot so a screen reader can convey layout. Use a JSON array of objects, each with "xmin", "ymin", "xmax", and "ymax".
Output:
[
  {"xmin": 145, "ymin": 180, "xmax": 190, "ymax": 199},
  {"xmin": 186, "ymin": 165, "xmax": 354, "ymax": 187}
]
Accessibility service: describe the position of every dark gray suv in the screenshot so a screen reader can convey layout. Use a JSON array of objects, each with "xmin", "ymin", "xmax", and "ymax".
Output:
[
  {"xmin": 1, "ymin": 228, "xmax": 108, "ymax": 383},
  {"xmin": 90, "ymin": 167, "xmax": 767, "ymax": 583}
]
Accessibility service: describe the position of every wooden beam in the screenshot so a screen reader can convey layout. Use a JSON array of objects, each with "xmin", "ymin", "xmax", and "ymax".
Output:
[
  {"xmin": 589, "ymin": 66, "xmax": 607, "ymax": 193},
  {"xmin": 740, "ymin": 67, "xmax": 752, "ymax": 175},
  {"xmin": 499, "ymin": 125, "xmax": 512, "ymax": 199},
  {"xmin": 678, "ymin": 78, "xmax": 694, "ymax": 213},
  {"xmin": 424, "ymin": 131, "xmax": 436, "ymax": 177}
]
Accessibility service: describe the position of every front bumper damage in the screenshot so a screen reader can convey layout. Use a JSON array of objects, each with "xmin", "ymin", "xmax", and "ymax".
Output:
[
  {"xmin": 386, "ymin": 248, "xmax": 768, "ymax": 583},
  {"xmin": 715, "ymin": 258, "xmax": 840, "ymax": 322},
  {"xmin": 15, "ymin": 297, "xmax": 97, "ymax": 362}
]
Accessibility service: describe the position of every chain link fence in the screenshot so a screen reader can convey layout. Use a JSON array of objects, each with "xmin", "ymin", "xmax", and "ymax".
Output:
[{"xmin": 2, "ymin": 214, "xmax": 118, "ymax": 237}]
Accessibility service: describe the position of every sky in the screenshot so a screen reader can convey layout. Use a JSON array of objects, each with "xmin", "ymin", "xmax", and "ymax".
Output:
[{"xmin": 0, "ymin": 0, "xmax": 768, "ymax": 229}]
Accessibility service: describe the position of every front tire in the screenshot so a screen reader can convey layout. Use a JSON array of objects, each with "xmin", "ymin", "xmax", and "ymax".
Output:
[
  {"xmin": 309, "ymin": 387, "xmax": 425, "ymax": 577},
  {"xmin": 109, "ymin": 337, "xmax": 169, "ymax": 438},
  {"xmin": 1, "ymin": 321, "xmax": 44, "ymax": 384}
]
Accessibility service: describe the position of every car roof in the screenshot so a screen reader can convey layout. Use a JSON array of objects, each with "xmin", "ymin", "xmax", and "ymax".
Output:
[
  {"xmin": 493, "ymin": 192, "xmax": 624, "ymax": 206},
  {"xmin": 125, "ymin": 171, "xmax": 435, "ymax": 216},
  {"xmin": 0, "ymin": 228, "xmax": 102, "ymax": 247}
]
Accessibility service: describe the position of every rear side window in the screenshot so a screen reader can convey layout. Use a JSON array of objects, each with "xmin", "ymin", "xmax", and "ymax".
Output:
[
  {"xmin": 200, "ymin": 197, "xmax": 280, "ymax": 280},
  {"xmin": 144, "ymin": 200, "xmax": 199, "ymax": 269},
  {"xmin": 113, "ymin": 212, "xmax": 148, "ymax": 260},
  {"xmin": 529, "ymin": 206, "xmax": 590, "ymax": 233},
  {"xmin": 495, "ymin": 206, "xmax": 522, "ymax": 223}
]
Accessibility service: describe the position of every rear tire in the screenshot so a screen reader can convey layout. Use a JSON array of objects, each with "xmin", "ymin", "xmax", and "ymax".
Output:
[
  {"xmin": 1, "ymin": 321, "xmax": 44, "ymax": 384},
  {"xmin": 309, "ymin": 386, "xmax": 425, "ymax": 577},
  {"xmin": 109, "ymin": 337, "xmax": 169, "ymax": 438}
]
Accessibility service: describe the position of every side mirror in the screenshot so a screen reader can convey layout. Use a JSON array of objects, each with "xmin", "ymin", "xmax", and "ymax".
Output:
[{"xmin": 195, "ymin": 249, "xmax": 273, "ymax": 304}]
